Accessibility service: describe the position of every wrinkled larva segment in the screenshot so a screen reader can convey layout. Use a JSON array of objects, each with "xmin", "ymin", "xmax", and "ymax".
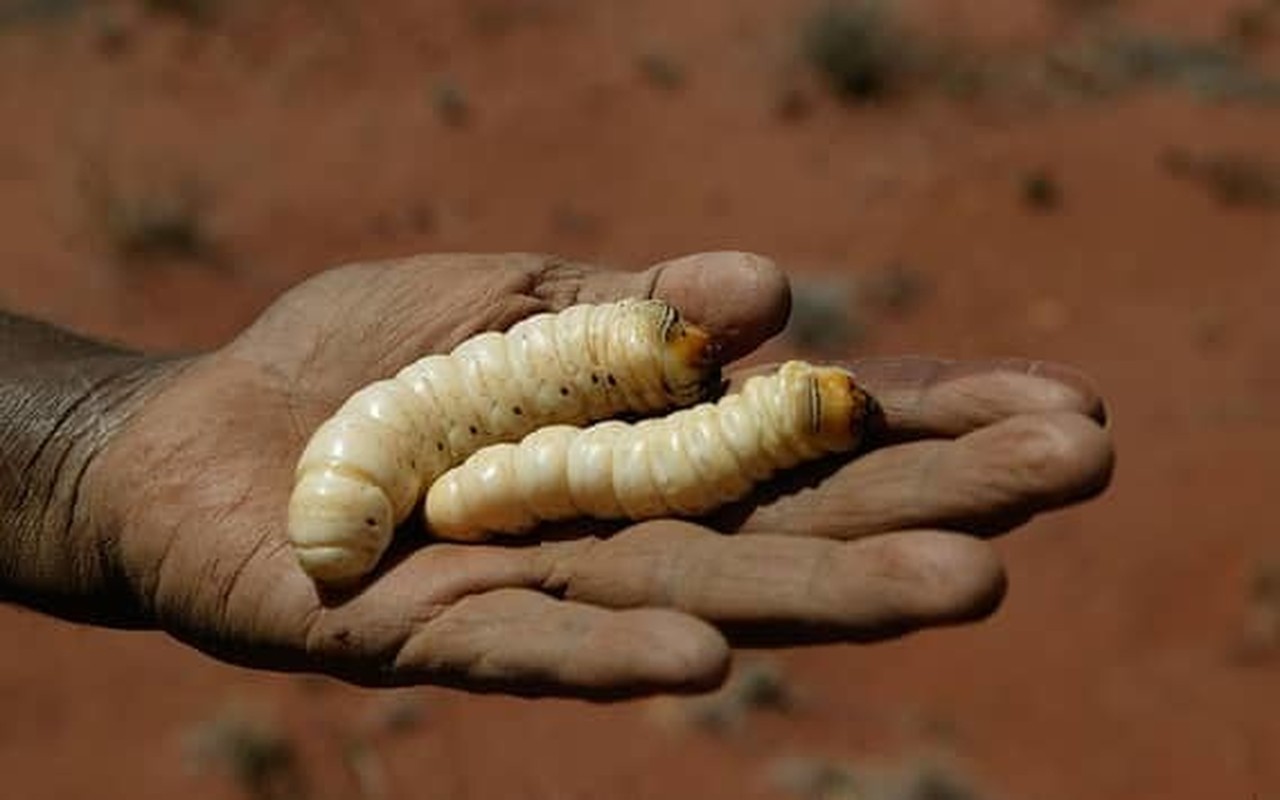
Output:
[
  {"xmin": 287, "ymin": 299, "xmax": 721, "ymax": 587},
  {"xmin": 513, "ymin": 425, "xmax": 579, "ymax": 521},
  {"xmin": 296, "ymin": 414, "xmax": 422, "ymax": 519},
  {"xmin": 566, "ymin": 421, "xmax": 630, "ymax": 519},
  {"xmin": 423, "ymin": 361, "xmax": 879, "ymax": 541}
]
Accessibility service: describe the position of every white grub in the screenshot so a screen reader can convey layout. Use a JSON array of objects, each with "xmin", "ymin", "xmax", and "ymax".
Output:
[
  {"xmin": 288, "ymin": 299, "xmax": 719, "ymax": 586},
  {"xmin": 425, "ymin": 361, "xmax": 876, "ymax": 541}
]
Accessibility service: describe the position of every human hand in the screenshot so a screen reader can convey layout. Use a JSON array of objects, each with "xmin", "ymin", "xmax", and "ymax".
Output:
[{"xmin": 75, "ymin": 252, "xmax": 1111, "ymax": 697}]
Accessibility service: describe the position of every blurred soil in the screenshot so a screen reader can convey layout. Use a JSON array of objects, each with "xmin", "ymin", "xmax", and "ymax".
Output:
[{"xmin": 1, "ymin": 1, "xmax": 1278, "ymax": 798}]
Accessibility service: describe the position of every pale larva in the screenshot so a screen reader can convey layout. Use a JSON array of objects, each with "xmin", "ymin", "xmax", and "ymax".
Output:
[
  {"xmin": 423, "ymin": 361, "xmax": 879, "ymax": 540},
  {"xmin": 288, "ymin": 299, "xmax": 721, "ymax": 586}
]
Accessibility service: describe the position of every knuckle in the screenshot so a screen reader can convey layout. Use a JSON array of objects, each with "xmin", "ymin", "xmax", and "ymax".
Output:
[
  {"xmin": 539, "ymin": 537, "xmax": 602, "ymax": 597},
  {"xmin": 525, "ymin": 254, "xmax": 592, "ymax": 307}
]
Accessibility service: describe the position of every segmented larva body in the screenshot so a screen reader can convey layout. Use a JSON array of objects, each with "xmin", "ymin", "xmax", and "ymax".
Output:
[
  {"xmin": 288, "ymin": 299, "xmax": 720, "ymax": 586},
  {"xmin": 423, "ymin": 361, "xmax": 878, "ymax": 540}
]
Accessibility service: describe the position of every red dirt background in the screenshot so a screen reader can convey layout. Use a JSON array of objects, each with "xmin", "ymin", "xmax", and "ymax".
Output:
[{"xmin": 1, "ymin": 1, "xmax": 1278, "ymax": 798}]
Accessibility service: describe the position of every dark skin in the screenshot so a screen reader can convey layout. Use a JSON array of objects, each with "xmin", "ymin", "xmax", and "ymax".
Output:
[{"xmin": 0, "ymin": 251, "xmax": 1113, "ymax": 699}]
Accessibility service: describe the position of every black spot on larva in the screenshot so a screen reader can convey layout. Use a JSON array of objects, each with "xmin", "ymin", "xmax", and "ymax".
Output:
[
  {"xmin": 469, "ymin": 425, "xmax": 478, "ymax": 435},
  {"xmin": 365, "ymin": 517, "xmax": 377, "ymax": 527},
  {"xmin": 606, "ymin": 374, "xmax": 618, "ymax": 387},
  {"xmin": 590, "ymin": 373, "xmax": 599, "ymax": 384},
  {"xmin": 560, "ymin": 386, "xmax": 570, "ymax": 396},
  {"xmin": 512, "ymin": 406, "xmax": 523, "ymax": 415},
  {"xmin": 436, "ymin": 442, "xmax": 445, "ymax": 452}
]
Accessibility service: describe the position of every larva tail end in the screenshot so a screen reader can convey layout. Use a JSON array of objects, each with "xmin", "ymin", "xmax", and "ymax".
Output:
[
  {"xmin": 288, "ymin": 469, "xmax": 395, "ymax": 588},
  {"xmin": 295, "ymin": 546, "xmax": 380, "ymax": 589},
  {"xmin": 815, "ymin": 371, "xmax": 882, "ymax": 453}
]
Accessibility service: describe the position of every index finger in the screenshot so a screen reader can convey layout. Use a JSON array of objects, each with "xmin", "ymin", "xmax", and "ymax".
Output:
[
  {"xmin": 853, "ymin": 357, "xmax": 1107, "ymax": 438},
  {"xmin": 728, "ymin": 356, "xmax": 1107, "ymax": 441}
]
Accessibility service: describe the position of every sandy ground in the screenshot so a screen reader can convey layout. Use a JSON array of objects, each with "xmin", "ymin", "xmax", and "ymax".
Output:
[{"xmin": 1, "ymin": 1, "xmax": 1278, "ymax": 798}]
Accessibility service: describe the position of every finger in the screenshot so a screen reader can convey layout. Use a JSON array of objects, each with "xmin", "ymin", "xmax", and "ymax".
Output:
[
  {"xmin": 854, "ymin": 357, "xmax": 1108, "ymax": 436},
  {"xmin": 295, "ymin": 546, "xmax": 729, "ymax": 696},
  {"xmin": 536, "ymin": 524, "xmax": 1006, "ymax": 645},
  {"xmin": 727, "ymin": 356, "xmax": 1106, "ymax": 441},
  {"xmin": 389, "ymin": 589, "xmax": 729, "ymax": 698},
  {"xmin": 536, "ymin": 251, "xmax": 791, "ymax": 363},
  {"xmin": 719, "ymin": 411, "xmax": 1114, "ymax": 539}
]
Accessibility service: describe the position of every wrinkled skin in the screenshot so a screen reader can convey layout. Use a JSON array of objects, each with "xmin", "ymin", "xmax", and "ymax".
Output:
[{"xmin": 81, "ymin": 251, "xmax": 1113, "ymax": 698}]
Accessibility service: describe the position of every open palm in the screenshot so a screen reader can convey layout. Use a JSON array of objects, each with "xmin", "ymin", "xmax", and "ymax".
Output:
[{"xmin": 83, "ymin": 252, "xmax": 1112, "ymax": 698}]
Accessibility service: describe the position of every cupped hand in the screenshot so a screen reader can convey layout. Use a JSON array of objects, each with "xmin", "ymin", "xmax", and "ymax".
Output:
[{"xmin": 83, "ymin": 252, "xmax": 1113, "ymax": 698}]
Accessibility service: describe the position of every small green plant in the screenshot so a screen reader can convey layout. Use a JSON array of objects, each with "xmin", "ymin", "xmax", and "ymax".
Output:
[
  {"xmin": 769, "ymin": 756, "xmax": 861, "ymax": 800},
  {"xmin": 1046, "ymin": 28, "xmax": 1280, "ymax": 102},
  {"xmin": 361, "ymin": 691, "xmax": 427, "ymax": 736},
  {"xmin": 801, "ymin": 1, "xmax": 905, "ymax": 102},
  {"xmin": 1022, "ymin": 168, "xmax": 1062, "ymax": 211},
  {"xmin": 659, "ymin": 658, "xmax": 800, "ymax": 735},
  {"xmin": 785, "ymin": 276, "xmax": 862, "ymax": 355},
  {"xmin": 466, "ymin": 0, "xmax": 549, "ymax": 36},
  {"xmin": 773, "ymin": 83, "xmax": 815, "ymax": 121},
  {"xmin": 1051, "ymin": 0, "xmax": 1122, "ymax": 19},
  {"xmin": 108, "ymin": 186, "xmax": 210, "ymax": 260},
  {"xmin": 431, "ymin": 80, "xmax": 471, "ymax": 126},
  {"xmin": 1235, "ymin": 557, "xmax": 1280, "ymax": 662},
  {"xmin": 89, "ymin": 5, "xmax": 132, "ymax": 55},
  {"xmin": 184, "ymin": 702, "xmax": 307, "ymax": 800},
  {"xmin": 0, "ymin": 0, "xmax": 84, "ymax": 27},
  {"xmin": 636, "ymin": 51, "xmax": 686, "ymax": 90},
  {"xmin": 79, "ymin": 160, "xmax": 219, "ymax": 265},
  {"xmin": 861, "ymin": 261, "xmax": 926, "ymax": 316},
  {"xmin": 1224, "ymin": 2, "xmax": 1277, "ymax": 47},
  {"xmin": 141, "ymin": 0, "xmax": 220, "ymax": 25},
  {"xmin": 550, "ymin": 203, "xmax": 602, "ymax": 238},
  {"xmin": 1162, "ymin": 148, "xmax": 1280, "ymax": 209},
  {"xmin": 769, "ymin": 754, "xmax": 987, "ymax": 800},
  {"xmin": 785, "ymin": 265, "xmax": 926, "ymax": 355}
]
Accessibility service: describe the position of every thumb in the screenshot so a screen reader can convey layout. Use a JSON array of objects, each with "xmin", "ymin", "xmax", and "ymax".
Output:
[{"xmin": 550, "ymin": 251, "xmax": 792, "ymax": 364}]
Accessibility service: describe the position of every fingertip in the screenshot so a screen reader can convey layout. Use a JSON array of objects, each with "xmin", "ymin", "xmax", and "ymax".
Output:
[
  {"xmin": 1046, "ymin": 412, "xmax": 1116, "ymax": 502},
  {"xmin": 881, "ymin": 532, "xmax": 1008, "ymax": 624},
  {"xmin": 650, "ymin": 252, "xmax": 791, "ymax": 362},
  {"xmin": 935, "ymin": 535, "xmax": 1007, "ymax": 623},
  {"xmin": 1022, "ymin": 369, "xmax": 1107, "ymax": 425},
  {"xmin": 627, "ymin": 609, "xmax": 732, "ymax": 693},
  {"xmin": 992, "ymin": 359, "xmax": 1108, "ymax": 428},
  {"xmin": 903, "ymin": 371, "xmax": 1106, "ymax": 438},
  {"xmin": 976, "ymin": 412, "xmax": 1115, "ymax": 506}
]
